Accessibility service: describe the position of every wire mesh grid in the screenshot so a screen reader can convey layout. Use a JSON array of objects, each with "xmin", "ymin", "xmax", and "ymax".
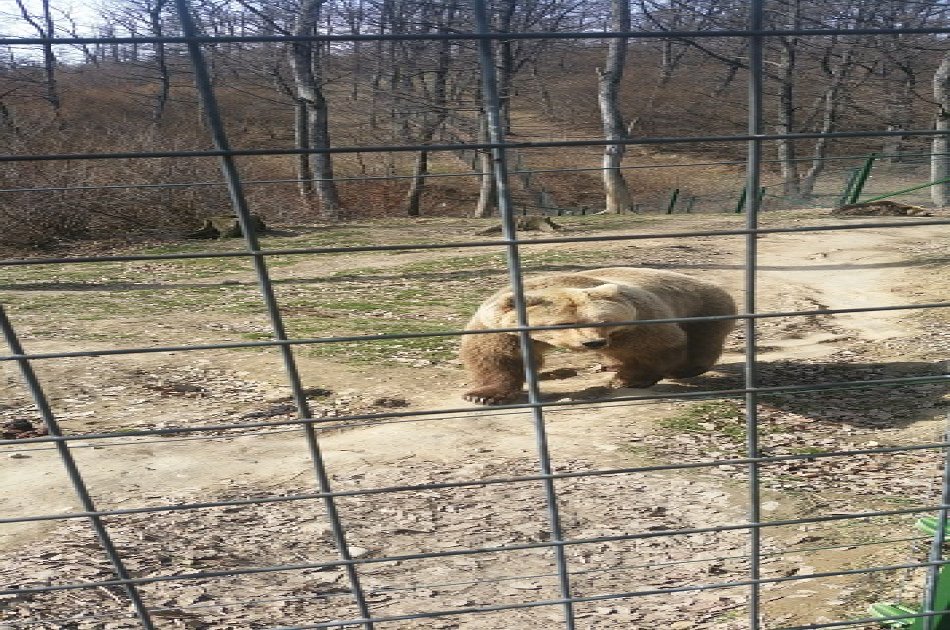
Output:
[{"xmin": 1, "ymin": 0, "xmax": 949, "ymax": 628}]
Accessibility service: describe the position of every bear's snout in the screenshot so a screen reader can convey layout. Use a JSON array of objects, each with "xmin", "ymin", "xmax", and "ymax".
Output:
[{"xmin": 581, "ymin": 339, "xmax": 607, "ymax": 349}]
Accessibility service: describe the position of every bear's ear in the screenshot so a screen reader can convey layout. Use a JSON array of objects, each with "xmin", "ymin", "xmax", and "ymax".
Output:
[
  {"xmin": 586, "ymin": 283, "xmax": 621, "ymax": 299},
  {"xmin": 498, "ymin": 293, "xmax": 545, "ymax": 312}
]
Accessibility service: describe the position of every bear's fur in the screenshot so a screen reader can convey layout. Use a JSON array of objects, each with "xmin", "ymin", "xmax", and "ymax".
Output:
[{"xmin": 460, "ymin": 267, "xmax": 736, "ymax": 405}]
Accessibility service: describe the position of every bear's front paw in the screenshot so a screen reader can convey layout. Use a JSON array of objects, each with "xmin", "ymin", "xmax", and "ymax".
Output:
[
  {"xmin": 609, "ymin": 375, "xmax": 660, "ymax": 389},
  {"xmin": 463, "ymin": 386, "xmax": 519, "ymax": 406}
]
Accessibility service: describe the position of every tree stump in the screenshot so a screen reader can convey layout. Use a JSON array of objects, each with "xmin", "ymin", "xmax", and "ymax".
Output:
[{"xmin": 186, "ymin": 214, "xmax": 267, "ymax": 239}]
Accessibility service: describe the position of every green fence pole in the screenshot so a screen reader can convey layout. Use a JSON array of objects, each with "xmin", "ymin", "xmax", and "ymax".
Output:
[
  {"xmin": 838, "ymin": 168, "xmax": 860, "ymax": 207},
  {"xmin": 685, "ymin": 196, "xmax": 696, "ymax": 213},
  {"xmin": 848, "ymin": 152, "xmax": 877, "ymax": 204},
  {"xmin": 666, "ymin": 188, "xmax": 680, "ymax": 214},
  {"xmin": 735, "ymin": 186, "xmax": 748, "ymax": 213}
]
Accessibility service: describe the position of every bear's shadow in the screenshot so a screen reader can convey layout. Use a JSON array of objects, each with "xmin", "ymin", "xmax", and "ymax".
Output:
[{"xmin": 532, "ymin": 359, "xmax": 945, "ymax": 430}]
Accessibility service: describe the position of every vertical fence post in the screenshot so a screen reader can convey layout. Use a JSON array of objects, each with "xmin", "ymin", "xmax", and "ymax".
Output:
[
  {"xmin": 838, "ymin": 167, "xmax": 861, "ymax": 207},
  {"xmin": 735, "ymin": 186, "xmax": 748, "ymax": 213},
  {"xmin": 745, "ymin": 1, "xmax": 766, "ymax": 627},
  {"xmin": 685, "ymin": 195, "xmax": 696, "ymax": 213},
  {"xmin": 0, "ymin": 308, "xmax": 156, "ymax": 629},
  {"xmin": 847, "ymin": 152, "xmax": 877, "ymax": 204},
  {"xmin": 471, "ymin": 1, "xmax": 575, "ymax": 627},
  {"xmin": 666, "ymin": 188, "xmax": 680, "ymax": 214}
]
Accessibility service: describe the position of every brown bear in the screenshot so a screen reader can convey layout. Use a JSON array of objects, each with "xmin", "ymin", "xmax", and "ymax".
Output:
[{"xmin": 459, "ymin": 267, "xmax": 737, "ymax": 405}]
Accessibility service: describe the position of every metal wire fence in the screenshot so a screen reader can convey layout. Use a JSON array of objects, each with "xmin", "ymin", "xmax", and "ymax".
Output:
[{"xmin": 1, "ymin": 0, "xmax": 949, "ymax": 628}]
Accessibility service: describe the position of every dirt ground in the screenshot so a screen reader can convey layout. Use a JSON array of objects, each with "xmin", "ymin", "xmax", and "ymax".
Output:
[{"xmin": 0, "ymin": 212, "xmax": 948, "ymax": 629}]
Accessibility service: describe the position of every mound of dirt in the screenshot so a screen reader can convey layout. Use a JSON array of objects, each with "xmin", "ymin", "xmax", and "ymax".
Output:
[{"xmin": 831, "ymin": 200, "xmax": 931, "ymax": 217}]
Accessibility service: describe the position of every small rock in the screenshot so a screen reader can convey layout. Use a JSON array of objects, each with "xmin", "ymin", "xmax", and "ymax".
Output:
[
  {"xmin": 348, "ymin": 546, "xmax": 371, "ymax": 558},
  {"xmin": 3, "ymin": 419, "xmax": 33, "ymax": 432},
  {"xmin": 372, "ymin": 397, "xmax": 409, "ymax": 408}
]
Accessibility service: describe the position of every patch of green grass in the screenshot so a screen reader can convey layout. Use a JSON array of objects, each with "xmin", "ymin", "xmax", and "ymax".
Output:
[
  {"xmin": 1, "ymin": 285, "xmax": 266, "ymax": 320},
  {"xmin": 660, "ymin": 400, "xmax": 744, "ymax": 430},
  {"xmin": 266, "ymin": 228, "xmax": 377, "ymax": 250},
  {"xmin": 262, "ymin": 309, "xmax": 462, "ymax": 365},
  {"xmin": 658, "ymin": 400, "xmax": 746, "ymax": 440}
]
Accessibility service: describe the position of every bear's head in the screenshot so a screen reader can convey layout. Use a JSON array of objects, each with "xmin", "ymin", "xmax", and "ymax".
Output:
[{"xmin": 493, "ymin": 283, "xmax": 636, "ymax": 351}]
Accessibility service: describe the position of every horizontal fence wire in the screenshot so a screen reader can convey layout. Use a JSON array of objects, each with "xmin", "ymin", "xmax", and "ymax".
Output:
[
  {"xmin": 6, "ymin": 508, "xmax": 950, "ymax": 597},
  {"xmin": 1, "ymin": 0, "xmax": 949, "ymax": 628},
  {"xmin": 1, "ymin": 531, "xmax": 929, "ymax": 627},
  {"xmin": 1, "ymin": 371, "xmax": 946, "ymax": 449},
  {"xmin": 2, "ymin": 24, "xmax": 948, "ymax": 47},
  {"xmin": 2, "ymin": 439, "xmax": 949, "ymax": 527},
  {"xmin": 0, "ymin": 128, "xmax": 944, "ymax": 163},
  {"xmin": 5, "ymin": 218, "xmax": 950, "ymax": 268},
  {"xmin": 3, "ymin": 301, "xmax": 949, "ymax": 364},
  {"xmin": 1, "ymin": 150, "xmax": 946, "ymax": 196}
]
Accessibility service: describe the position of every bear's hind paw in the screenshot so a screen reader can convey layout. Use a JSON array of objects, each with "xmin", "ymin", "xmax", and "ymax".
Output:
[{"xmin": 463, "ymin": 387, "xmax": 519, "ymax": 406}]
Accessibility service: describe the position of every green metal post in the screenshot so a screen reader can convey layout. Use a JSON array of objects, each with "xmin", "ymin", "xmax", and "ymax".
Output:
[
  {"xmin": 838, "ymin": 168, "xmax": 860, "ymax": 207},
  {"xmin": 910, "ymin": 565, "xmax": 950, "ymax": 629},
  {"xmin": 685, "ymin": 196, "xmax": 696, "ymax": 213},
  {"xmin": 848, "ymin": 153, "xmax": 877, "ymax": 204},
  {"xmin": 666, "ymin": 188, "xmax": 680, "ymax": 214},
  {"xmin": 735, "ymin": 186, "xmax": 748, "ymax": 213}
]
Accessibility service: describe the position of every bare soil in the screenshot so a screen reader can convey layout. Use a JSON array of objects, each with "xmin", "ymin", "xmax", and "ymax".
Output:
[{"xmin": 0, "ymin": 212, "xmax": 948, "ymax": 629}]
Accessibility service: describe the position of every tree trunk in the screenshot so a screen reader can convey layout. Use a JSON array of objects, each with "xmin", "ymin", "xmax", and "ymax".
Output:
[
  {"xmin": 496, "ymin": 0, "xmax": 516, "ymax": 136},
  {"xmin": 148, "ymin": 0, "xmax": 170, "ymax": 123},
  {"xmin": 881, "ymin": 70, "xmax": 915, "ymax": 162},
  {"xmin": 597, "ymin": 0, "xmax": 634, "ymax": 214},
  {"xmin": 800, "ymin": 50, "xmax": 852, "ymax": 199},
  {"xmin": 933, "ymin": 51, "xmax": 950, "ymax": 208},
  {"xmin": 15, "ymin": 0, "xmax": 60, "ymax": 115},
  {"xmin": 294, "ymin": 99, "xmax": 314, "ymax": 199},
  {"xmin": 290, "ymin": 0, "xmax": 344, "ymax": 220},
  {"xmin": 405, "ymin": 151, "xmax": 428, "ymax": 217},
  {"xmin": 774, "ymin": 1, "xmax": 802, "ymax": 200},
  {"xmin": 475, "ymin": 109, "xmax": 497, "ymax": 218},
  {"xmin": 775, "ymin": 38, "xmax": 801, "ymax": 199}
]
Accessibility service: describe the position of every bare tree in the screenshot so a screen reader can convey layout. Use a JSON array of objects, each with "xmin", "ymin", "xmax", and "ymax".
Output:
[
  {"xmin": 290, "ymin": 0, "xmax": 345, "ymax": 219},
  {"xmin": 147, "ymin": 0, "xmax": 171, "ymax": 122},
  {"xmin": 403, "ymin": 3, "xmax": 456, "ymax": 217},
  {"xmin": 598, "ymin": 0, "xmax": 634, "ymax": 213},
  {"xmin": 797, "ymin": 45, "xmax": 856, "ymax": 198},
  {"xmin": 13, "ymin": 0, "xmax": 60, "ymax": 115},
  {"xmin": 933, "ymin": 51, "xmax": 950, "ymax": 208}
]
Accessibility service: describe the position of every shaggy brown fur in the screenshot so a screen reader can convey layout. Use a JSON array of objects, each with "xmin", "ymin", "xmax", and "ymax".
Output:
[{"xmin": 459, "ymin": 267, "xmax": 737, "ymax": 405}]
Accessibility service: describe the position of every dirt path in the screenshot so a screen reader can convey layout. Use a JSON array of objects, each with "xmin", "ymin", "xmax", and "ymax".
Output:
[{"xmin": 1, "ymin": 218, "xmax": 946, "ymax": 629}]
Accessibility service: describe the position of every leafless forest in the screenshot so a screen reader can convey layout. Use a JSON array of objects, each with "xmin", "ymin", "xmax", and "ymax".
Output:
[
  {"xmin": 0, "ymin": 0, "xmax": 946, "ymax": 251},
  {"xmin": 2, "ymin": 3, "xmax": 950, "ymax": 628}
]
